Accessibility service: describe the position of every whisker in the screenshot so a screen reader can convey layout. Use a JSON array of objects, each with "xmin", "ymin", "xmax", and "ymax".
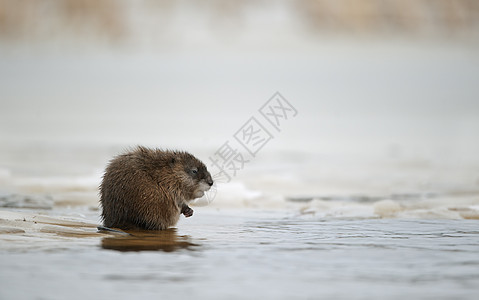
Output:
[
  {"xmin": 212, "ymin": 174, "xmax": 230, "ymax": 184},
  {"xmin": 202, "ymin": 184, "xmax": 218, "ymax": 205}
]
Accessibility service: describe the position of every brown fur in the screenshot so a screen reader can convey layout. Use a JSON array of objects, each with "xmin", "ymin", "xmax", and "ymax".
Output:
[{"xmin": 99, "ymin": 146, "xmax": 213, "ymax": 230}]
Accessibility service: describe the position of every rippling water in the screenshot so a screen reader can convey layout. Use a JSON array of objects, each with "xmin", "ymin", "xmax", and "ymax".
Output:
[{"xmin": 0, "ymin": 209, "xmax": 478, "ymax": 300}]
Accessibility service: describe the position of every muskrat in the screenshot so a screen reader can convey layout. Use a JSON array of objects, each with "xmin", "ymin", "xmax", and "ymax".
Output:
[{"xmin": 99, "ymin": 146, "xmax": 214, "ymax": 230}]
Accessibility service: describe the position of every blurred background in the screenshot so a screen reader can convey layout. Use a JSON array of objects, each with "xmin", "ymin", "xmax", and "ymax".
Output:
[{"xmin": 1, "ymin": 0, "xmax": 479, "ymax": 212}]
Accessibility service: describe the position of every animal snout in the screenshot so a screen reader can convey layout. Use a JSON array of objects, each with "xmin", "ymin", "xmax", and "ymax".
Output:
[{"xmin": 207, "ymin": 178, "xmax": 214, "ymax": 186}]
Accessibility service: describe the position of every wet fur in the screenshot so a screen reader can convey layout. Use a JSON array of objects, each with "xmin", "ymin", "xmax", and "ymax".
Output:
[{"xmin": 99, "ymin": 146, "xmax": 213, "ymax": 230}]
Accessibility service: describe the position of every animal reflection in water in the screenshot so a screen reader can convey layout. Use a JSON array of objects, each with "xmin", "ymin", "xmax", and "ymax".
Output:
[{"xmin": 99, "ymin": 227, "xmax": 200, "ymax": 252}]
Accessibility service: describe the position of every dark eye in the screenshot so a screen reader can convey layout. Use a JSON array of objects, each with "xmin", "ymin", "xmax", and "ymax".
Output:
[{"xmin": 191, "ymin": 169, "xmax": 198, "ymax": 174}]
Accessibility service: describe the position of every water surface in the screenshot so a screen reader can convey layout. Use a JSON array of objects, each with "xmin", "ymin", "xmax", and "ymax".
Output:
[{"xmin": 1, "ymin": 209, "xmax": 478, "ymax": 300}]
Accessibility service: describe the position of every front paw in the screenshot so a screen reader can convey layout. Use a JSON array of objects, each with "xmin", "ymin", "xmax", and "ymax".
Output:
[{"xmin": 181, "ymin": 205, "xmax": 194, "ymax": 218}]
